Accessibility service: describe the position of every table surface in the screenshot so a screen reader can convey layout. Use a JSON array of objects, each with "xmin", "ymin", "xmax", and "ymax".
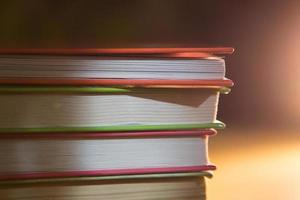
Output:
[{"xmin": 207, "ymin": 127, "xmax": 300, "ymax": 200}]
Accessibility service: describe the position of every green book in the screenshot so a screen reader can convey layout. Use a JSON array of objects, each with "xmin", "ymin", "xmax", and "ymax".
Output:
[{"xmin": 0, "ymin": 86, "xmax": 227, "ymax": 133}]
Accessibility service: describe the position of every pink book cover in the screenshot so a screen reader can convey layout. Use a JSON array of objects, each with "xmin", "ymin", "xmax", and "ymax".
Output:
[
  {"xmin": 0, "ymin": 47, "xmax": 234, "ymax": 56},
  {"xmin": 0, "ymin": 78, "xmax": 234, "ymax": 88},
  {"xmin": 0, "ymin": 129, "xmax": 216, "ymax": 181}
]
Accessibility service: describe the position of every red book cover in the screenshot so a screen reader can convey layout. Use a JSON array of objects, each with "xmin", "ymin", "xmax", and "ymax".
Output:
[
  {"xmin": 0, "ymin": 78, "xmax": 234, "ymax": 87},
  {"xmin": 0, "ymin": 47, "xmax": 234, "ymax": 56},
  {"xmin": 0, "ymin": 129, "xmax": 217, "ymax": 139}
]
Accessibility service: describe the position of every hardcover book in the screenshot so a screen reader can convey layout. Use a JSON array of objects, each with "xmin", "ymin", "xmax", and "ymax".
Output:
[
  {"xmin": 0, "ymin": 174, "xmax": 209, "ymax": 200},
  {"xmin": 0, "ymin": 86, "xmax": 228, "ymax": 133},
  {"xmin": 0, "ymin": 130, "xmax": 215, "ymax": 180},
  {"xmin": 0, "ymin": 47, "xmax": 233, "ymax": 87}
]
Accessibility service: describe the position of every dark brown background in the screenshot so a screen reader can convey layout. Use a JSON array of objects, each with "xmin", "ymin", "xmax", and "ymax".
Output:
[
  {"xmin": 0, "ymin": 0, "xmax": 300, "ymax": 128},
  {"xmin": 1, "ymin": 1, "xmax": 300, "ymax": 199}
]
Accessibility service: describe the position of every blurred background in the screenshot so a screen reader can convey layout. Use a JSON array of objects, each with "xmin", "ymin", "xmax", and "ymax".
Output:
[{"xmin": 0, "ymin": 0, "xmax": 299, "ymax": 199}]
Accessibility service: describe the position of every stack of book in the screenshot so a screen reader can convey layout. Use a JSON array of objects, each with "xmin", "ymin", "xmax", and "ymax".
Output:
[{"xmin": 0, "ymin": 48, "xmax": 233, "ymax": 200}]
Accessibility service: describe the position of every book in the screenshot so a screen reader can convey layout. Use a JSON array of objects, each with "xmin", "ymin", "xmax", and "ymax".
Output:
[
  {"xmin": 0, "ymin": 130, "xmax": 215, "ymax": 181},
  {"xmin": 0, "ymin": 86, "xmax": 228, "ymax": 133},
  {"xmin": 0, "ymin": 47, "xmax": 233, "ymax": 86},
  {"xmin": 0, "ymin": 174, "xmax": 209, "ymax": 200}
]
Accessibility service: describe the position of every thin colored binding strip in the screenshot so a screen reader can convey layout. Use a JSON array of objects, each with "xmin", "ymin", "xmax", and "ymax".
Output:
[
  {"xmin": 0, "ymin": 78, "xmax": 234, "ymax": 87},
  {"xmin": 0, "ymin": 165, "xmax": 216, "ymax": 181},
  {"xmin": 0, "ymin": 47, "xmax": 234, "ymax": 56},
  {"xmin": 0, "ymin": 86, "xmax": 231, "ymax": 94},
  {"xmin": 0, "ymin": 172, "xmax": 213, "ymax": 186},
  {"xmin": 0, "ymin": 122, "xmax": 225, "ymax": 133},
  {"xmin": 0, "ymin": 129, "xmax": 217, "ymax": 139}
]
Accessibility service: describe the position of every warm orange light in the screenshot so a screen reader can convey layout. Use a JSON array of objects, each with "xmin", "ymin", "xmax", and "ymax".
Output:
[{"xmin": 207, "ymin": 128, "xmax": 300, "ymax": 200}]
